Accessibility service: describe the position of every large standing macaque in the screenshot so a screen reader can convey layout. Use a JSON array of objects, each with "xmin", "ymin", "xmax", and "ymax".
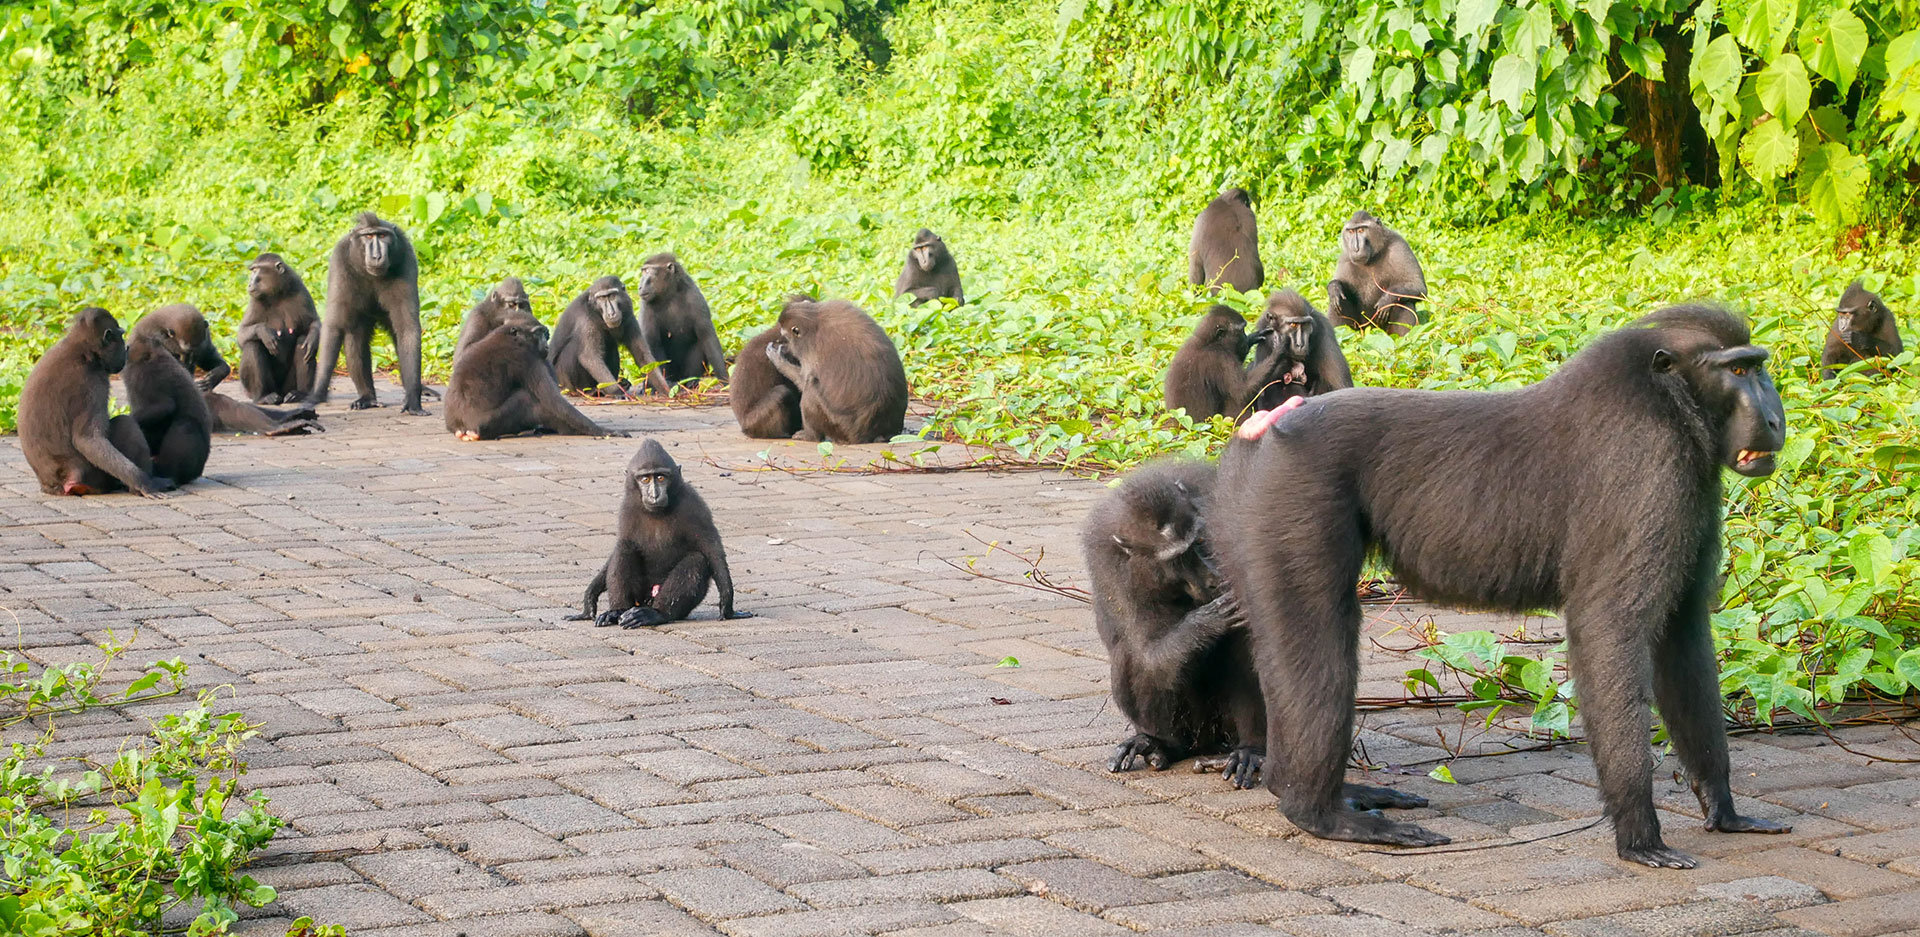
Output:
[
  {"xmin": 1211, "ymin": 306, "xmax": 1790, "ymax": 867},
  {"xmin": 307, "ymin": 212, "xmax": 428, "ymax": 414}
]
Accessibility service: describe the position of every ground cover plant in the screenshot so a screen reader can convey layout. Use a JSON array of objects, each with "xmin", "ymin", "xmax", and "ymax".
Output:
[
  {"xmin": 0, "ymin": 642, "xmax": 282, "ymax": 936},
  {"xmin": 0, "ymin": 0, "xmax": 1913, "ymax": 744}
]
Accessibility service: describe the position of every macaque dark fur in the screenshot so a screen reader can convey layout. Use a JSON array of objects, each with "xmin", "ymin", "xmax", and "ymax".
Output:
[
  {"xmin": 1245, "ymin": 289, "xmax": 1353, "ymax": 410},
  {"xmin": 133, "ymin": 304, "xmax": 231, "ymax": 392},
  {"xmin": 894, "ymin": 229, "xmax": 964, "ymax": 307},
  {"xmin": 239, "ymin": 253, "xmax": 319, "ymax": 403},
  {"xmin": 1189, "ymin": 189, "xmax": 1263, "ymax": 295},
  {"xmin": 638, "ymin": 253, "xmax": 729, "ymax": 385},
  {"xmin": 765, "ymin": 298, "xmax": 908, "ymax": 444},
  {"xmin": 1083, "ymin": 460, "xmax": 1265, "ymax": 788},
  {"xmin": 123, "ymin": 331, "xmax": 213, "ymax": 486},
  {"xmin": 566, "ymin": 439, "xmax": 748, "ymax": 628},
  {"xmin": 1820, "ymin": 281, "xmax": 1904, "ymax": 379},
  {"xmin": 18, "ymin": 308, "xmax": 173, "ymax": 497},
  {"xmin": 730, "ymin": 326, "xmax": 804, "ymax": 439},
  {"xmin": 1327, "ymin": 210, "xmax": 1427, "ymax": 336},
  {"xmin": 1164, "ymin": 305, "xmax": 1253, "ymax": 421},
  {"xmin": 447, "ymin": 321, "xmax": 626, "ymax": 440},
  {"xmin": 1211, "ymin": 305, "xmax": 1790, "ymax": 867},
  {"xmin": 308, "ymin": 212, "xmax": 429, "ymax": 414},
  {"xmin": 455, "ymin": 277, "xmax": 537, "ymax": 360},
  {"xmin": 549, "ymin": 275, "xmax": 672, "ymax": 397}
]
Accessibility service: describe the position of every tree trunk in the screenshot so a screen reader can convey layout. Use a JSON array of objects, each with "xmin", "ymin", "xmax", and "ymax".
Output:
[{"xmin": 1615, "ymin": 11, "xmax": 1717, "ymax": 197}]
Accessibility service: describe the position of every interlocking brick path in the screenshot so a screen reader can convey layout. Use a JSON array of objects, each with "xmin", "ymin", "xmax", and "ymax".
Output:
[{"xmin": 3, "ymin": 380, "xmax": 1918, "ymax": 937}]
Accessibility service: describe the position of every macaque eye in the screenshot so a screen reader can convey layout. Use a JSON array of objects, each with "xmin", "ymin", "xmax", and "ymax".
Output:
[{"xmin": 1731, "ymin": 366, "xmax": 1746, "ymax": 376}]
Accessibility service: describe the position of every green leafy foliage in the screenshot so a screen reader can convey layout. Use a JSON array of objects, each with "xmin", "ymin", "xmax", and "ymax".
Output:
[
  {"xmin": 1, "ymin": 642, "xmax": 291, "ymax": 936},
  {"xmin": 1060, "ymin": 0, "xmax": 1920, "ymax": 224}
]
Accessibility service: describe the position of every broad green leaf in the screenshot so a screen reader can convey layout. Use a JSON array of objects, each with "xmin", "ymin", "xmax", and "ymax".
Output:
[
  {"xmin": 388, "ymin": 48, "xmax": 413, "ymax": 80},
  {"xmin": 1755, "ymin": 53, "xmax": 1810, "ymax": 126},
  {"xmin": 1883, "ymin": 30, "xmax": 1920, "ymax": 122},
  {"xmin": 1737, "ymin": 0, "xmax": 1795, "ymax": 58},
  {"xmin": 1055, "ymin": 0, "xmax": 1087, "ymax": 37},
  {"xmin": 1428, "ymin": 765, "xmax": 1457, "ymax": 783},
  {"xmin": 1490, "ymin": 54, "xmax": 1532, "ymax": 111},
  {"xmin": 425, "ymin": 191, "xmax": 448, "ymax": 224},
  {"xmin": 1738, "ymin": 117, "xmax": 1797, "ymax": 180},
  {"xmin": 1693, "ymin": 34, "xmax": 1742, "ymax": 113},
  {"xmin": 1849, "ymin": 530, "xmax": 1894, "ymax": 586},
  {"xmin": 1455, "ymin": 0, "xmax": 1501, "ymax": 38},
  {"xmin": 1895, "ymin": 648, "xmax": 1920, "ymax": 690},
  {"xmin": 1347, "ymin": 45, "xmax": 1377, "ymax": 87},
  {"xmin": 1798, "ymin": 142, "xmax": 1868, "ymax": 226},
  {"xmin": 1804, "ymin": 9, "xmax": 1868, "ymax": 93},
  {"xmin": 1510, "ymin": 3, "xmax": 1554, "ymax": 59},
  {"xmin": 1777, "ymin": 433, "xmax": 1815, "ymax": 472}
]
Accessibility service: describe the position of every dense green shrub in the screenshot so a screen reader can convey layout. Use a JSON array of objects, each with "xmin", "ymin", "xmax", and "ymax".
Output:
[{"xmin": 1062, "ymin": 0, "xmax": 1920, "ymax": 224}]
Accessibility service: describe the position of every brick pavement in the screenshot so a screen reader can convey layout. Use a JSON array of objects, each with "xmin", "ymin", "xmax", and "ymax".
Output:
[{"xmin": 1, "ymin": 380, "xmax": 1917, "ymax": 937}]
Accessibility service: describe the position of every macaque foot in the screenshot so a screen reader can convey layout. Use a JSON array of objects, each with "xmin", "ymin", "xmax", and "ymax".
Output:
[
  {"xmin": 1291, "ymin": 805, "xmax": 1451, "ymax": 847},
  {"xmin": 1343, "ymin": 783, "xmax": 1427, "ymax": 810},
  {"xmin": 1109, "ymin": 733, "xmax": 1182, "ymax": 772},
  {"xmin": 617, "ymin": 606, "xmax": 667, "ymax": 629},
  {"xmin": 1705, "ymin": 812, "xmax": 1790, "ymax": 835},
  {"xmin": 1221, "ymin": 746, "xmax": 1264, "ymax": 789},
  {"xmin": 1619, "ymin": 843, "xmax": 1698, "ymax": 869}
]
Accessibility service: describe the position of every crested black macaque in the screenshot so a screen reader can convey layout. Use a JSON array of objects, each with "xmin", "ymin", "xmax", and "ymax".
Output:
[
  {"xmin": 765, "ymin": 298, "xmax": 908, "ymax": 443},
  {"xmin": 730, "ymin": 326, "xmax": 804, "ymax": 439},
  {"xmin": 1821, "ymin": 281, "xmax": 1904, "ymax": 379},
  {"xmin": 308, "ymin": 213, "xmax": 428, "ymax": 414},
  {"xmin": 894, "ymin": 229, "xmax": 964, "ymax": 307},
  {"xmin": 123, "ymin": 331, "xmax": 212, "ymax": 487},
  {"xmin": 1189, "ymin": 188, "xmax": 1263, "ymax": 295},
  {"xmin": 446, "ymin": 320, "xmax": 626, "ymax": 441},
  {"xmin": 637, "ymin": 253, "xmax": 729, "ymax": 385},
  {"xmin": 1211, "ymin": 305, "xmax": 1791, "ymax": 867},
  {"xmin": 455, "ymin": 277, "xmax": 536, "ymax": 359},
  {"xmin": 549, "ymin": 275, "xmax": 673, "ymax": 398},
  {"xmin": 566, "ymin": 439, "xmax": 748, "ymax": 627},
  {"xmin": 1244, "ymin": 290, "xmax": 1354, "ymax": 410},
  {"xmin": 19, "ymin": 308, "xmax": 173, "ymax": 497},
  {"xmin": 1327, "ymin": 210, "xmax": 1427, "ymax": 336},
  {"xmin": 1083, "ymin": 460, "xmax": 1265, "ymax": 789},
  {"xmin": 1164, "ymin": 305, "xmax": 1253, "ymax": 420},
  {"xmin": 132, "ymin": 304, "xmax": 231, "ymax": 392},
  {"xmin": 238, "ymin": 253, "xmax": 319, "ymax": 403}
]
